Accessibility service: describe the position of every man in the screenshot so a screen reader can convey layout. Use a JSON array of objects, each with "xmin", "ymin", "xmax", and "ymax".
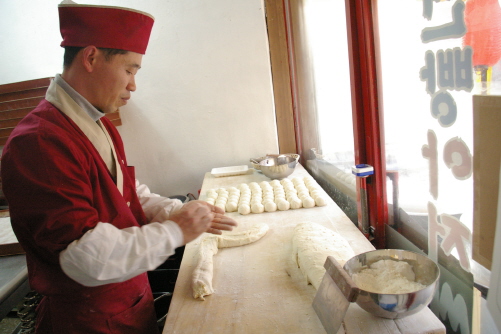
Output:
[{"xmin": 1, "ymin": 3, "xmax": 237, "ymax": 333}]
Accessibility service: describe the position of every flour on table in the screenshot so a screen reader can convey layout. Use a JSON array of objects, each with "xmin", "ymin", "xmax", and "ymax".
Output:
[
  {"xmin": 351, "ymin": 259, "xmax": 426, "ymax": 294},
  {"xmin": 192, "ymin": 223, "xmax": 269, "ymax": 300},
  {"xmin": 291, "ymin": 222, "xmax": 355, "ymax": 290}
]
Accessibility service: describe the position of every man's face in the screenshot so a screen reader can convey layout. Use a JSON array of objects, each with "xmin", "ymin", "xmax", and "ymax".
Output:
[{"xmin": 91, "ymin": 50, "xmax": 143, "ymax": 113}]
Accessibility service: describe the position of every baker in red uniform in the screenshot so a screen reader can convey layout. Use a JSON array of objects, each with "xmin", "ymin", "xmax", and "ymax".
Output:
[{"xmin": 1, "ymin": 3, "xmax": 237, "ymax": 333}]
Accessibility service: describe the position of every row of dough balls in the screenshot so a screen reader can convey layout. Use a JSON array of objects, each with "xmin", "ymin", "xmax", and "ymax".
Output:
[{"xmin": 205, "ymin": 177, "xmax": 328, "ymax": 215}]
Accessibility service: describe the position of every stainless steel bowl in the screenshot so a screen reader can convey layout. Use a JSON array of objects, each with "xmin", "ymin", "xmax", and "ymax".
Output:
[
  {"xmin": 250, "ymin": 154, "xmax": 300, "ymax": 171},
  {"xmin": 343, "ymin": 249, "xmax": 440, "ymax": 319},
  {"xmin": 259, "ymin": 155, "xmax": 299, "ymax": 179}
]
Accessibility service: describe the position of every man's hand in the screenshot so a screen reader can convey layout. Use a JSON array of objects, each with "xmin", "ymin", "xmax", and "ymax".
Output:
[
  {"xmin": 207, "ymin": 212, "xmax": 238, "ymax": 235},
  {"xmin": 169, "ymin": 200, "xmax": 237, "ymax": 244}
]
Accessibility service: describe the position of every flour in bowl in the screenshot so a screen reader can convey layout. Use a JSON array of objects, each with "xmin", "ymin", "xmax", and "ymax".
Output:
[{"xmin": 351, "ymin": 259, "xmax": 426, "ymax": 294}]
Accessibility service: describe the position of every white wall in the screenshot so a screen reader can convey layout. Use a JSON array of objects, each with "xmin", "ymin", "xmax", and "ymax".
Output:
[{"xmin": 0, "ymin": 0, "xmax": 278, "ymax": 197}]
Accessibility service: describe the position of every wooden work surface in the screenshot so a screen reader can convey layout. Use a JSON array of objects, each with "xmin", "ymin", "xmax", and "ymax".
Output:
[{"xmin": 163, "ymin": 165, "xmax": 445, "ymax": 334}]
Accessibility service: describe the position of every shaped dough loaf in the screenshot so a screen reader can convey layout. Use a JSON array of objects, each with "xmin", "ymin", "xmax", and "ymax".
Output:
[
  {"xmin": 291, "ymin": 222, "xmax": 355, "ymax": 290},
  {"xmin": 192, "ymin": 223, "xmax": 269, "ymax": 300}
]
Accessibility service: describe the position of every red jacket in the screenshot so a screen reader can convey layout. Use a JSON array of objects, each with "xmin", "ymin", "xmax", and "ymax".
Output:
[{"xmin": 1, "ymin": 99, "xmax": 159, "ymax": 333}]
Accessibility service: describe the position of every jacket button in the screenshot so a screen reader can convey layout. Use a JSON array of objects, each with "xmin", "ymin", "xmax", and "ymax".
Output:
[{"xmin": 126, "ymin": 202, "xmax": 131, "ymax": 207}]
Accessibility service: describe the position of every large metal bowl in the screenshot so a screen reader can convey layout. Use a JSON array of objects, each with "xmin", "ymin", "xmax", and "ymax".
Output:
[
  {"xmin": 259, "ymin": 155, "xmax": 299, "ymax": 179},
  {"xmin": 250, "ymin": 153, "xmax": 300, "ymax": 171},
  {"xmin": 343, "ymin": 249, "xmax": 440, "ymax": 319}
]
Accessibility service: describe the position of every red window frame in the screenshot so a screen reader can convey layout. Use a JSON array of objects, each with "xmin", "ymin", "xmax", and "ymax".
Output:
[{"xmin": 345, "ymin": 0, "xmax": 387, "ymax": 249}]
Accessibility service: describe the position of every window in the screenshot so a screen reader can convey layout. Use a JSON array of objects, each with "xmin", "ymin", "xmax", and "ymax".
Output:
[{"xmin": 270, "ymin": 0, "xmax": 501, "ymax": 332}]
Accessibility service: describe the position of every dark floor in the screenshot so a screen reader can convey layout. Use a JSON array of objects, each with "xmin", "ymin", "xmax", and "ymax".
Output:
[{"xmin": 0, "ymin": 313, "xmax": 20, "ymax": 334}]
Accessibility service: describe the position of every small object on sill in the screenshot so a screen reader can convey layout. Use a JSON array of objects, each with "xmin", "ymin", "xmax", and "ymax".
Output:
[
  {"xmin": 211, "ymin": 165, "xmax": 249, "ymax": 177},
  {"xmin": 352, "ymin": 164, "xmax": 374, "ymax": 177}
]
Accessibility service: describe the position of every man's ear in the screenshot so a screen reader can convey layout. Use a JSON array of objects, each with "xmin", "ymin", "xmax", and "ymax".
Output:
[{"xmin": 81, "ymin": 46, "xmax": 99, "ymax": 73}]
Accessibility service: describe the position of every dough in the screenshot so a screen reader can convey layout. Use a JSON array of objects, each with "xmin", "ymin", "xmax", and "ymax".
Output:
[
  {"xmin": 263, "ymin": 194, "xmax": 274, "ymax": 202},
  {"xmin": 206, "ymin": 189, "xmax": 218, "ymax": 200},
  {"xmin": 251, "ymin": 202, "xmax": 264, "ymax": 214},
  {"xmin": 238, "ymin": 204, "xmax": 251, "ymax": 215},
  {"xmin": 351, "ymin": 259, "xmax": 426, "ymax": 294},
  {"xmin": 289, "ymin": 197, "xmax": 302, "ymax": 209},
  {"xmin": 301, "ymin": 196, "xmax": 315, "ymax": 208},
  {"xmin": 314, "ymin": 196, "xmax": 327, "ymax": 207},
  {"xmin": 225, "ymin": 201, "xmax": 238, "ymax": 212},
  {"xmin": 291, "ymin": 222, "xmax": 355, "ymax": 290},
  {"xmin": 192, "ymin": 223, "xmax": 270, "ymax": 300},
  {"xmin": 276, "ymin": 198, "xmax": 290, "ymax": 211},
  {"xmin": 264, "ymin": 201, "xmax": 277, "ymax": 212}
]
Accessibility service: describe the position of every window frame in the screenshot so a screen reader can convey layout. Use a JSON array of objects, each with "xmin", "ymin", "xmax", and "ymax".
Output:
[{"xmin": 264, "ymin": 0, "xmax": 388, "ymax": 248}]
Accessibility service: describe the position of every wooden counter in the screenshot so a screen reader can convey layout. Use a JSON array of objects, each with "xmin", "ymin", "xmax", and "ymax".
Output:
[{"xmin": 163, "ymin": 165, "xmax": 445, "ymax": 334}]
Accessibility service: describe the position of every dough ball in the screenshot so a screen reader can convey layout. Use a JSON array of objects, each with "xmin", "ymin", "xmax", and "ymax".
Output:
[
  {"xmin": 263, "ymin": 194, "xmax": 274, "ymax": 202},
  {"xmin": 274, "ymin": 187, "xmax": 285, "ymax": 194},
  {"xmin": 215, "ymin": 204, "xmax": 226, "ymax": 212},
  {"xmin": 270, "ymin": 180, "xmax": 281, "ymax": 187},
  {"xmin": 206, "ymin": 198, "xmax": 215, "ymax": 205},
  {"xmin": 264, "ymin": 201, "xmax": 278, "ymax": 212},
  {"xmin": 225, "ymin": 201, "xmax": 238, "ymax": 212},
  {"xmin": 217, "ymin": 190, "xmax": 229, "ymax": 198},
  {"xmin": 304, "ymin": 176, "xmax": 314, "ymax": 183},
  {"xmin": 251, "ymin": 198, "xmax": 263, "ymax": 206},
  {"xmin": 315, "ymin": 196, "xmax": 327, "ymax": 207},
  {"xmin": 289, "ymin": 197, "xmax": 302, "ymax": 209},
  {"xmin": 229, "ymin": 189, "xmax": 240, "ymax": 196},
  {"xmin": 302, "ymin": 196, "xmax": 316, "ymax": 208},
  {"xmin": 239, "ymin": 183, "xmax": 250, "ymax": 191},
  {"xmin": 277, "ymin": 198, "xmax": 290, "ymax": 211},
  {"xmin": 310, "ymin": 189, "xmax": 321, "ymax": 198},
  {"xmin": 240, "ymin": 194, "xmax": 251, "ymax": 202},
  {"xmin": 241, "ymin": 189, "xmax": 251, "ymax": 197},
  {"xmin": 297, "ymin": 190, "xmax": 310, "ymax": 199},
  {"xmin": 274, "ymin": 195, "xmax": 285, "ymax": 202},
  {"xmin": 251, "ymin": 202, "xmax": 265, "ymax": 214},
  {"xmin": 238, "ymin": 204, "xmax": 251, "ymax": 215},
  {"xmin": 280, "ymin": 179, "xmax": 292, "ymax": 185},
  {"xmin": 252, "ymin": 186, "xmax": 262, "ymax": 192},
  {"xmin": 295, "ymin": 185, "xmax": 308, "ymax": 192},
  {"xmin": 215, "ymin": 196, "xmax": 227, "ymax": 204},
  {"xmin": 239, "ymin": 199, "xmax": 250, "ymax": 206},
  {"xmin": 260, "ymin": 181, "xmax": 271, "ymax": 188}
]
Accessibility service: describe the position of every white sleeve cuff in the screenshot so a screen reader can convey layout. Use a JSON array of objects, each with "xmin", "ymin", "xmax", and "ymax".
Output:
[
  {"xmin": 60, "ymin": 220, "xmax": 184, "ymax": 287},
  {"xmin": 136, "ymin": 180, "xmax": 185, "ymax": 223}
]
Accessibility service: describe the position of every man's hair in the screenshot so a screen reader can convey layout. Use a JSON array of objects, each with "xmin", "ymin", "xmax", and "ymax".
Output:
[{"xmin": 63, "ymin": 47, "xmax": 128, "ymax": 69}]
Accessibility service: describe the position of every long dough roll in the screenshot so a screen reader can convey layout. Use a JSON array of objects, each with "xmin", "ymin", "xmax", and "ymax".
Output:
[{"xmin": 192, "ymin": 223, "xmax": 269, "ymax": 300}]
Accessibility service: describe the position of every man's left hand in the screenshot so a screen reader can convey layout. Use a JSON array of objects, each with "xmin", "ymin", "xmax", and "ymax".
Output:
[{"xmin": 207, "ymin": 212, "xmax": 238, "ymax": 235}]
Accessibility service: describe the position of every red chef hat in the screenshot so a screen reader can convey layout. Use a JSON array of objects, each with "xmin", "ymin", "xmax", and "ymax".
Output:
[{"xmin": 58, "ymin": 3, "xmax": 154, "ymax": 55}]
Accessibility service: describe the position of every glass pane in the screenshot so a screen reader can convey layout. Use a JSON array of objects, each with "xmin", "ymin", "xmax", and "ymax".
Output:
[
  {"xmin": 304, "ymin": 0, "xmax": 354, "ymax": 172},
  {"xmin": 377, "ymin": 0, "xmax": 501, "ymax": 332},
  {"xmin": 300, "ymin": 0, "xmax": 357, "ymax": 221}
]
